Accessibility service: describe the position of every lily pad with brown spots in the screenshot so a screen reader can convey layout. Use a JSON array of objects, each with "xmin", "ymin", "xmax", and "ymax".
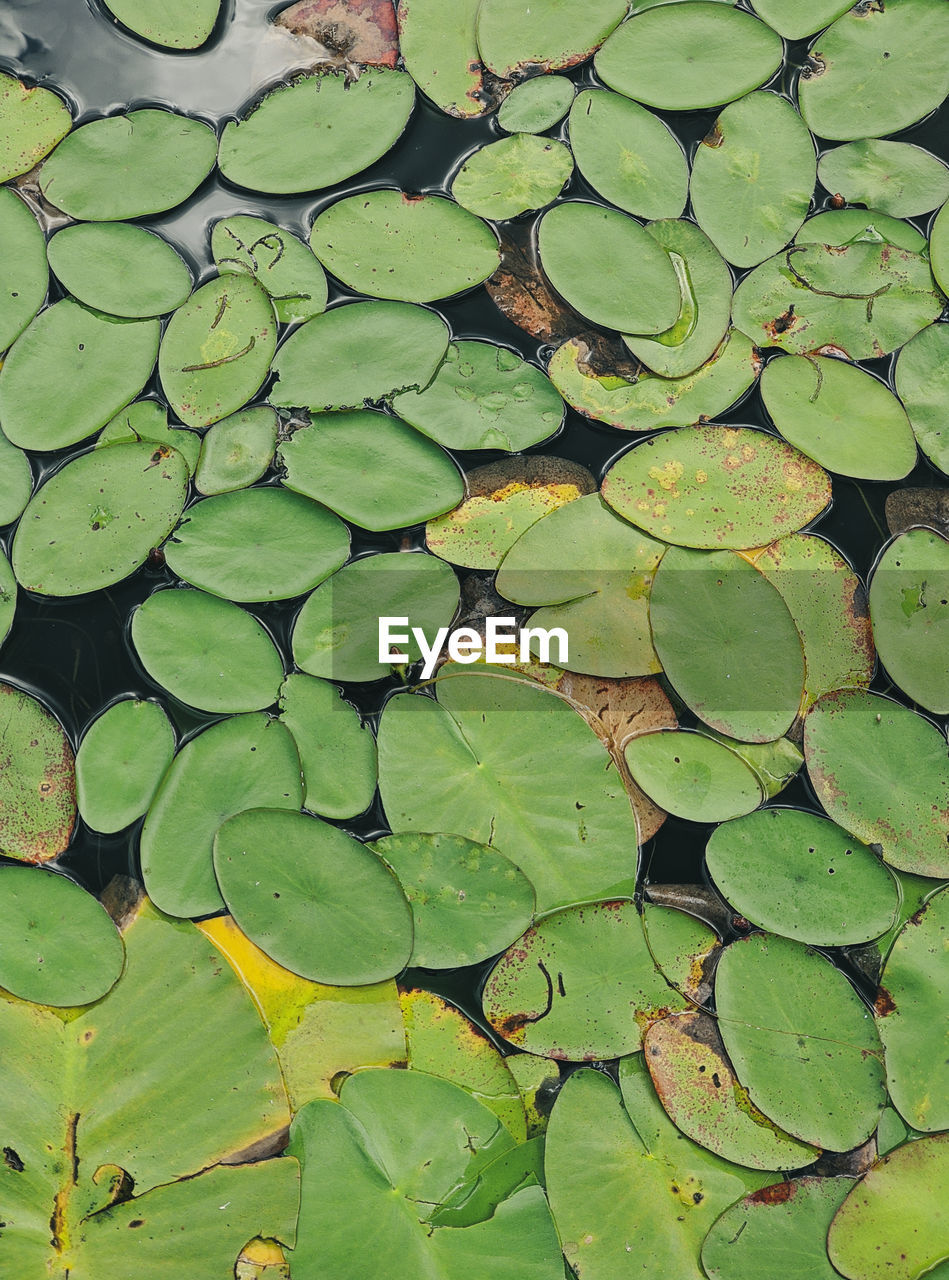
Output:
[
  {"xmin": 398, "ymin": 0, "xmax": 506, "ymax": 119},
  {"xmin": 0, "ymin": 683, "xmax": 75, "ymax": 863}
]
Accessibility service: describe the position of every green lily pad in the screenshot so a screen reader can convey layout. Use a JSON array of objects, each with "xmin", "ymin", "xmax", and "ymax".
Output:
[
  {"xmin": 378, "ymin": 670, "xmax": 640, "ymax": 914},
  {"xmin": 12, "ymin": 439, "xmax": 188, "ymax": 596},
  {"xmin": 716, "ymin": 932, "xmax": 886, "ymax": 1150},
  {"xmin": 827, "ymin": 1134, "xmax": 949, "ymax": 1280},
  {"xmin": 164, "ymin": 487, "xmax": 350, "ymax": 602},
  {"xmin": 97, "ymin": 399, "xmax": 201, "ymax": 475},
  {"xmin": 895, "ymin": 323, "xmax": 949, "ymax": 473},
  {"xmin": 932, "ymin": 199, "xmax": 949, "ymax": 295},
  {"xmin": 869, "ymin": 530, "xmax": 949, "ymax": 714},
  {"xmin": 803, "ymin": 689, "xmax": 949, "ymax": 880},
  {"xmin": 397, "ymin": 0, "xmax": 499, "ymax": 119},
  {"xmin": 218, "ymin": 69, "xmax": 415, "ymax": 194},
  {"xmin": 796, "ymin": 207, "xmax": 927, "ymax": 253},
  {"xmin": 131, "ymin": 587, "xmax": 285, "ymax": 714},
  {"xmin": 426, "ymin": 456, "xmax": 594, "ymax": 570},
  {"xmin": 706, "ymin": 808, "xmax": 899, "ymax": 946},
  {"xmin": 623, "ymin": 219, "xmax": 733, "ymax": 379},
  {"xmin": 798, "ymin": 0, "xmax": 949, "ymax": 141},
  {"xmin": 212, "ymin": 215, "xmax": 327, "ymax": 325},
  {"xmin": 0, "ymin": 300, "xmax": 159, "ymax": 450},
  {"xmin": 601, "ymin": 424, "xmax": 830, "ymax": 549},
  {"xmin": 271, "ymin": 300, "xmax": 449, "ymax": 410},
  {"xmin": 649, "ymin": 546, "xmax": 805, "ymax": 742},
  {"xmin": 450, "ymin": 135, "xmax": 573, "ymax": 221},
  {"xmin": 194, "ymin": 406, "xmax": 278, "ymax": 495},
  {"xmin": 279, "ymin": 409, "xmax": 463, "ymax": 530},
  {"xmin": 158, "ymin": 273, "xmax": 277, "ymax": 430},
  {"xmin": 76, "ymin": 698, "xmax": 175, "ymax": 834},
  {"xmin": 476, "ymin": 0, "xmax": 627, "ymax": 78},
  {"xmin": 732, "ymin": 241, "xmax": 943, "ymax": 359},
  {"xmin": 497, "ymin": 75, "xmax": 574, "ymax": 132},
  {"xmin": 750, "ymin": 0, "xmax": 852, "ymax": 38},
  {"xmin": 0, "ymin": 428, "xmax": 32, "ymax": 527},
  {"xmin": 39, "ymin": 109, "xmax": 216, "ymax": 219},
  {"xmin": 819, "ymin": 141, "xmax": 949, "ymax": 219},
  {"xmin": 291, "ymin": 551, "xmax": 459, "ymax": 681},
  {"xmin": 0, "ymin": 187, "xmax": 48, "ymax": 354},
  {"xmin": 624, "ymin": 729, "xmax": 765, "ymax": 822},
  {"xmin": 0, "ymin": 683, "xmax": 75, "ymax": 864},
  {"xmin": 277, "ymin": 673, "xmax": 377, "ymax": 819},
  {"xmin": 538, "ymin": 202, "xmax": 681, "ymax": 334},
  {"xmin": 310, "ymin": 190, "xmax": 498, "ymax": 303},
  {"xmin": 371, "ymin": 832, "xmax": 535, "ymax": 968},
  {"xmin": 392, "ymin": 340, "xmax": 564, "ymax": 451},
  {"xmin": 140, "ymin": 712, "xmax": 303, "ymax": 918},
  {"xmin": 690, "ymin": 92, "xmax": 815, "ymax": 269},
  {"xmin": 0, "ymin": 866, "xmax": 124, "ymax": 1006},
  {"xmin": 506, "ymin": 1053, "xmax": 558, "ymax": 1138},
  {"xmin": 102, "ymin": 0, "xmax": 222, "ymax": 48},
  {"xmin": 47, "ymin": 222, "xmax": 193, "ymax": 318},
  {"xmin": 0, "ymin": 71, "xmax": 70, "ymax": 182},
  {"xmin": 595, "ymin": 3, "xmax": 782, "ymax": 110},
  {"xmin": 0, "ymin": 551, "xmax": 16, "ymax": 646},
  {"xmin": 876, "ymin": 886, "xmax": 949, "ymax": 1133}
]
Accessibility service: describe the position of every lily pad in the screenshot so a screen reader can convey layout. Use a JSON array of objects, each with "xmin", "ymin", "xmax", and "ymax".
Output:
[
  {"xmin": 690, "ymin": 92, "xmax": 816, "ymax": 269},
  {"xmin": 451, "ymin": 135, "xmax": 573, "ymax": 221},
  {"xmin": 0, "ymin": 552, "xmax": 16, "ymax": 645},
  {"xmin": 97, "ymin": 399, "xmax": 201, "ymax": 475},
  {"xmin": 0, "ymin": 683, "xmax": 75, "ymax": 864},
  {"xmin": 211, "ymin": 215, "xmax": 328, "ymax": 325},
  {"xmin": 750, "ymin": 0, "xmax": 853, "ymax": 39},
  {"xmin": 0, "ymin": 866, "xmax": 124, "ymax": 1006},
  {"xmin": 131, "ymin": 587, "xmax": 285, "ymax": 713},
  {"xmin": 39, "ymin": 109, "xmax": 216, "ymax": 219},
  {"xmin": 932, "ymin": 199, "xmax": 949, "ymax": 295},
  {"xmin": 498, "ymin": 75, "xmax": 573, "ymax": 133},
  {"xmin": 47, "ymin": 222, "xmax": 193, "ymax": 318},
  {"xmin": 819, "ymin": 140, "xmax": 949, "ymax": 219},
  {"xmin": 397, "ymin": 0, "xmax": 500, "ymax": 119},
  {"xmin": 476, "ymin": 0, "xmax": 627, "ymax": 78},
  {"xmin": 895, "ymin": 323, "xmax": 949, "ymax": 477},
  {"xmin": 0, "ymin": 71, "xmax": 70, "ymax": 182},
  {"xmin": 76, "ymin": 698, "xmax": 175, "ymax": 834},
  {"xmin": 218, "ymin": 69, "xmax": 415, "ymax": 194},
  {"xmin": 12, "ymin": 439, "xmax": 188, "ymax": 596},
  {"xmin": 624, "ymin": 729, "xmax": 765, "ymax": 823},
  {"xmin": 278, "ymin": 673, "xmax": 377, "ymax": 819},
  {"xmin": 194, "ymin": 406, "xmax": 278, "ymax": 495},
  {"xmin": 158, "ymin": 273, "xmax": 277, "ymax": 430},
  {"xmin": 803, "ymin": 689, "xmax": 949, "ymax": 880},
  {"xmin": 392, "ymin": 340, "xmax": 564, "ymax": 452},
  {"xmin": 0, "ymin": 428, "xmax": 32, "ymax": 527},
  {"xmin": 278, "ymin": 409, "xmax": 463, "ymax": 530},
  {"xmin": 102, "ymin": 0, "xmax": 222, "ymax": 48},
  {"xmin": 869, "ymin": 529, "xmax": 949, "ymax": 714},
  {"xmin": 0, "ymin": 187, "xmax": 48, "ymax": 354},
  {"xmin": 796, "ymin": 207, "xmax": 927, "ymax": 253}
]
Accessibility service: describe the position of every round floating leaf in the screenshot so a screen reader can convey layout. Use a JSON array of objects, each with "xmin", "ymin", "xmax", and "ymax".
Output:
[
  {"xmin": 750, "ymin": 0, "xmax": 852, "ymax": 38},
  {"xmin": 427, "ymin": 456, "xmax": 594, "ymax": 570},
  {"xmin": 97, "ymin": 399, "xmax": 201, "ymax": 476},
  {"xmin": 623, "ymin": 218, "xmax": 733, "ymax": 379},
  {"xmin": 498, "ymin": 75, "xmax": 573, "ymax": 132},
  {"xmin": 706, "ymin": 808, "xmax": 899, "ymax": 946},
  {"xmin": 371, "ymin": 832, "xmax": 535, "ymax": 968},
  {"xmin": 803, "ymin": 690, "xmax": 949, "ymax": 879},
  {"xmin": 158, "ymin": 274, "xmax": 277, "ymax": 430},
  {"xmin": 0, "ymin": 71, "xmax": 70, "ymax": 182},
  {"xmin": 0, "ymin": 187, "xmax": 47, "ymax": 354},
  {"xmin": 450, "ymin": 135, "xmax": 573, "ymax": 220},
  {"xmin": 311, "ymin": 190, "xmax": 498, "ymax": 303},
  {"xmin": 870, "ymin": 529, "xmax": 949, "ymax": 714},
  {"xmin": 0, "ymin": 683, "xmax": 75, "ymax": 864},
  {"xmin": 47, "ymin": 223, "xmax": 192, "ymax": 319},
  {"xmin": 649, "ymin": 546, "xmax": 805, "ymax": 742},
  {"xmin": 292, "ymin": 551, "xmax": 459, "ymax": 681},
  {"xmin": 211, "ymin": 215, "xmax": 327, "ymax": 325},
  {"xmin": 271, "ymin": 300, "xmax": 449, "ymax": 411},
  {"xmin": 278, "ymin": 673, "xmax": 377, "ymax": 819},
  {"xmin": 799, "ymin": 0, "xmax": 949, "ymax": 141},
  {"xmin": 392, "ymin": 340, "xmax": 564, "ymax": 452},
  {"xmin": 194, "ymin": 406, "xmax": 278, "ymax": 495},
  {"xmin": 141, "ymin": 712, "xmax": 303, "ymax": 918},
  {"xmin": 378, "ymin": 670, "xmax": 640, "ymax": 914},
  {"xmin": 595, "ymin": 4, "xmax": 782, "ymax": 110},
  {"xmin": 218, "ymin": 69, "xmax": 414, "ymax": 194},
  {"xmin": 39, "ymin": 109, "xmax": 216, "ymax": 220},
  {"xmin": 538, "ymin": 202, "xmax": 681, "ymax": 334},
  {"xmin": 102, "ymin": 0, "xmax": 221, "ymax": 48},
  {"xmin": 601, "ymin": 424, "xmax": 831, "ymax": 549},
  {"xmin": 0, "ymin": 551, "xmax": 16, "ymax": 645},
  {"xmin": 797, "ymin": 207, "xmax": 927, "ymax": 253},
  {"xmin": 819, "ymin": 141, "xmax": 949, "ymax": 219},
  {"xmin": 164, "ymin": 487, "xmax": 350, "ymax": 602},
  {"xmin": 0, "ymin": 428, "xmax": 32, "ymax": 527},
  {"xmin": 624, "ymin": 729, "xmax": 764, "ymax": 822},
  {"xmin": 0, "ymin": 867, "xmax": 124, "ymax": 1006},
  {"xmin": 273, "ymin": 0, "xmax": 399, "ymax": 67},
  {"xmin": 76, "ymin": 698, "xmax": 175, "ymax": 834},
  {"xmin": 827, "ymin": 1134, "xmax": 949, "ymax": 1280},
  {"xmin": 569, "ymin": 89, "xmax": 687, "ymax": 221},
  {"xmin": 397, "ymin": 0, "xmax": 498, "ymax": 119},
  {"xmin": 12, "ymin": 439, "xmax": 188, "ymax": 596},
  {"xmin": 895, "ymin": 323, "xmax": 949, "ymax": 473},
  {"xmin": 690, "ymin": 93, "xmax": 815, "ymax": 270},
  {"xmin": 716, "ymin": 932, "xmax": 886, "ymax": 1150},
  {"xmin": 278, "ymin": 409, "xmax": 464, "ymax": 531},
  {"xmin": 214, "ymin": 808, "xmax": 412, "ymax": 985},
  {"xmin": 131, "ymin": 587, "xmax": 284, "ymax": 713},
  {"xmin": 476, "ymin": 0, "xmax": 627, "ymax": 78},
  {"xmin": 0, "ymin": 301, "xmax": 159, "ymax": 450},
  {"xmin": 932, "ymin": 199, "xmax": 949, "ymax": 295}
]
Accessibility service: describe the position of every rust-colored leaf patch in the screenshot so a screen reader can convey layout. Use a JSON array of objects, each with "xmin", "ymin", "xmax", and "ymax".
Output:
[{"xmin": 273, "ymin": 0, "xmax": 398, "ymax": 68}]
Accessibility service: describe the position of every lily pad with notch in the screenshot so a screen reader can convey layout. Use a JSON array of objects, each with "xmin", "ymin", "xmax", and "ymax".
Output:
[
  {"xmin": 212, "ymin": 215, "xmax": 328, "ymax": 325},
  {"xmin": 47, "ymin": 223, "xmax": 193, "ymax": 318},
  {"xmin": 476, "ymin": 0, "xmax": 628, "ymax": 79},
  {"xmin": 0, "ymin": 187, "xmax": 48, "ymax": 354},
  {"xmin": 194, "ymin": 406, "xmax": 278, "ymax": 495},
  {"xmin": 450, "ymin": 135, "xmax": 573, "ymax": 221},
  {"xmin": 0, "ymin": 683, "xmax": 75, "ymax": 864},
  {"xmin": 277, "ymin": 673, "xmax": 377, "ymax": 819},
  {"xmin": 76, "ymin": 698, "xmax": 175, "ymax": 834}
]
